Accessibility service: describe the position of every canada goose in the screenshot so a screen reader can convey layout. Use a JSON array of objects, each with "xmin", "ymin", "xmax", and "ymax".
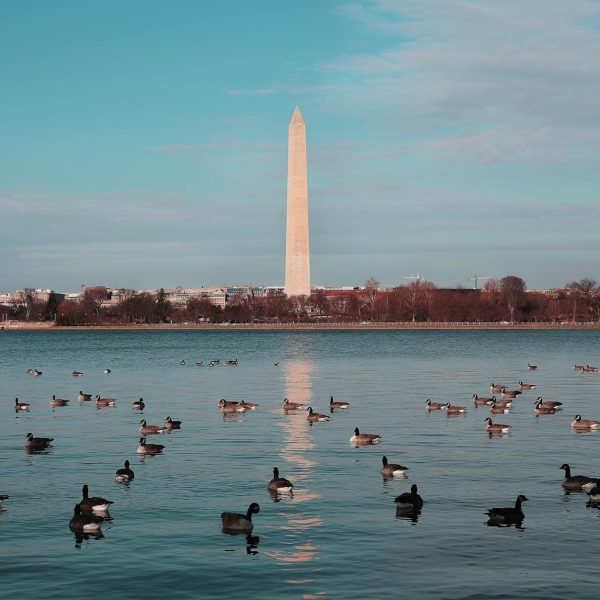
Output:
[
  {"xmin": 534, "ymin": 400, "xmax": 556, "ymax": 415},
  {"xmin": 195, "ymin": 361, "xmax": 203, "ymax": 367},
  {"xmin": 282, "ymin": 398, "xmax": 305, "ymax": 410},
  {"xmin": 519, "ymin": 381, "xmax": 536, "ymax": 390},
  {"xmin": 137, "ymin": 437, "xmax": 164, "ymax": 454},
  {"xmin": 425, "ymin": 399, "xmax": 444, "ymax": 410},
  {"xmin": 267, "ymin": 467, "xmax": 293, "ymax": 494},
  {"xmin": 485, "ymin": 417, "xmax": 511, "ymax": 434},
  {"xmin": 586, "ymin": 365, "xmax": 599, "ymax": 372},
  {"xmin": 103, "ymin": 368, "xmax": 111, "ymax": 374},
  {"xmin": 571, "ymin": 415, "xmax": 600, "ymax": 430},
  {"xmin": 225, "ymin": 359, "xmax": 238, "ymax": 366},
  {"xmin": 221, "ymin": 503, "xmax": 260, "ymax": 532},
  {"xmin": 528, "ymin": 363, "xmax": 538, "ymax": 371},
  {"xmin": 329, "ymin": 396, "xmax": 349, "ymax": 409},
  {"xmin": 78, "ymin": 391, "xmax": 92, "ymax": 401},
  {"xmin": 218, "ymin": 399, "xmax": 245, "ymax": 413},
  {"xmin": 50, "ymin": 395, "xmax": 69, "ymax": 407},
  {"xmin": 490, "ymin": 383, "xmax": 504, "ymax": 393},
  {"xmin": 139, "ymin": 419, "xmax": 166, "ymax": 435},
  {"xmin": 0, "ymin": 495, "xmax": 9, "ymax": 502},
  {"xmin": 33, "ymin": 369, "xmax": 42, "ymax": 376},
  {"xmin": 486, "ymin": 495, "xmax": 528, "ymax": 524},
  {"xmin": 535, "ymin": 397, "xmax": 562, "ymax": 409},
  {"xmin": 115, "ymin": 460, "xmax": 135, "ymax": 483},
  {"xmin": 95, "ymin": 395, "xmax": 117, "ymax": 407},
  {"xmin": 473, "ymin": 394, "xmax": 494, "ymax": 406},
  {"xmin": 14, "ymin": 398, "xmax": 30, "ymax": 411},
  {"xmin": 306, "ymin": 407, "xmax": 329, "ymax": 422},
  {"xmin": 442, "ymin": 403, "xmax": 466, "ymax": 415},
  {"xmin": 69, "ymin": 504, "xmax": 104, "ymax": 532},
  {"xmin": 350, "ymin": 427, "xmax": 381, "ymax": 444},
  {"xmin": 492, "ymin": 398, "xmax": 512, "ymax": 409},
  {"xmin": 164, "ymin": 416, "xmax": 182, "ymax": 430},
  {"xmin": 574, "ymin": 364, "xmax": 585, "ymax": 370},
  {"xmin": 560, "ymin": 464, "xmax": 597, "ymax": 490},
  {"xmin": 500, "ymin": 387, "xmax": 522, "ymax": 398},
  {"xmin": 394, "ymin": 484, "xmax": 423, "ymax": 512},
  {"xmin": 25, "ymin": 432, "xmax": 53, "ymax": 450},
  {"xmin": 381, "ymin": 456, "xmax": 408, "ymax": 477},
  {"xmin": 72, "ymin": 371, "xmax": 84, "ymax": 377},
  {"xmin": 79, "ymin": 484, "xmax": 113, "ymax": 513},
  {"xmin": 490, "ymin": 401, "xmax": 510, "ymax": 415},
  {"xmin": 180, "ymin": 360, "xmax": 186, "ymax": 365},
  {"xmin": 586, "ymin": 481, "xmax": 600, "ymax": 504},
  {"xmin": 132, "ymin": 398, "xmax": 145, "ymax": 410},
  {"xmin": 239, "ymin": 400, "xmax": 258, "ymax": 410}
]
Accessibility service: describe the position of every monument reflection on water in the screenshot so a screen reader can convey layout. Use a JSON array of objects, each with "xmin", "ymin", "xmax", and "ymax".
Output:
[{"xmin": 268, "ymin": 358, "xmax": 322, "ymax": 566}]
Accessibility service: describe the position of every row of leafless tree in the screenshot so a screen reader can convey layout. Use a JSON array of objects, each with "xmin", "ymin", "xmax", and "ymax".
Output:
[{"xmin": 2, "ymin": 277, "xmax": 598, "ymax": 325}]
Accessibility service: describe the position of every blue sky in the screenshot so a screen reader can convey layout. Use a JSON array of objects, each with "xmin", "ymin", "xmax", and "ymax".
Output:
[{"xmin": 1, "ymin": 0, "xmax": 599, "ymax": 291}]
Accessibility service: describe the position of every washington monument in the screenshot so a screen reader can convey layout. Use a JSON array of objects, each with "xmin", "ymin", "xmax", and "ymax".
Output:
[{"xmin": 284, "ymin": 106, "xmax": 311, "ymax": 297}]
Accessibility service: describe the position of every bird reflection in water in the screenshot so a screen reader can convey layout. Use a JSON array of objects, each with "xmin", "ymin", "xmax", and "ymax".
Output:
[
  {"xmin": 222, "ymin": 530, "xmax": 261, "ymax": 555},
  {"xmin": 486, "ymin": 518, "xmax": 525, "ymax": 530},
  {"xmin": 72, "ymin": 530, "xmax": 104, "ymax": 548},
  {"xmin": 395, "ymin": 507, "xmax": 421, "ymax": 523}
]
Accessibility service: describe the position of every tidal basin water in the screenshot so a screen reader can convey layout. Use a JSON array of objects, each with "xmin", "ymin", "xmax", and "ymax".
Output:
[{"xmin": 1, "ymin": 329, "xmax": 600, "ymax": 599}]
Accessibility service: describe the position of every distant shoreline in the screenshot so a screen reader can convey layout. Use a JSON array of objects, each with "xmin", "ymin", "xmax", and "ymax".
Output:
[{"xmin": 3, "ymin": 322, "xmax": 600, "ymax": 331}]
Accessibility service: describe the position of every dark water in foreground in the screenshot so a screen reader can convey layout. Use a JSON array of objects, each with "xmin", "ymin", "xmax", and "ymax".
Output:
[{"xmin": 1, "ymin": 329, "xmax": 599, "ymax": 599}]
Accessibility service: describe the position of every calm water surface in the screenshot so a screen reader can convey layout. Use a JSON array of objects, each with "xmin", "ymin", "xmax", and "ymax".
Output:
[{"xmin": 1, "ymin": 330, "xmax": 599, "ymax": 599}]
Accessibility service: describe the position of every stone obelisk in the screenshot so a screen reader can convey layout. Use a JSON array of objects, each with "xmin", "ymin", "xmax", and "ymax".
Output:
[{"xmin": 284, "ymin": 106, "xmax": 311, "ymax": 297}]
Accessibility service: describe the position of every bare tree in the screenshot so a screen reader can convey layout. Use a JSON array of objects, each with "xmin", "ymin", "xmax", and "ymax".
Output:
[
  {"xmin": 500, "ymin": 275, "xmax": 526, "ymax": 322},
  {"xmin": 565, "ymin": 278, "xmax": 597, "ymax": 322}
]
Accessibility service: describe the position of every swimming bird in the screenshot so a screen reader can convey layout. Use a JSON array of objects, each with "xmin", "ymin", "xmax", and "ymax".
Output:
[
  {"xmin": 195, "ymin": 361, "xmax": 203, "ymax": 367},
  {"xmin": 225, "ymin": 359, "xmax": 239, "ymax": 366},
  {"xmin": 103, "ymin": 368, "xmax": 111, "ymax": 374},
  {"xmin": 139, "ymin": 419, "xmax": 166, "ymax": 435},
  {"xmin": 137, "ymin": 437, "xmax": 164, "ymax": 454},
  {"xmin": 221, "ymin": 503, "xmax": 260, "ymax": 532},
  {"xmin": 500, "ymin": 387, "xmax": 522, "ymax": 398},
  {"xmin": 14, "ymin": 398, "xmax": 30, "ymax": 411},
  {"xmin": 571, "ymin": 415, "xmax": 600, "ymax": 430},
  {"xmin": 282, "ymin": 398, "xmax": 305, "ymax": 410},
  {"xmin": 306, "ymin": 407, "xmax": 330, "ymax": 422},
  {"xmin": 180, "ymin": 360, "xmax": 186, "ymax": 365},
  {"xmin": 50, "ymin": 395, "xmax": 69, "ymax": 407},
  {"xmin": 381, "ymin": 456, "xmax": 408, "ymax": 477},
  {"xmin": 25, "ymin": 433, "xmax": 53, "ymax": 450},
  {"xmin": 473, "ymin": 394, "xmax": 495, "ymax": 406},
  {"xmin": 267, "ymin": 467, "xmax": 293, "ymax": 494},
  {"xmin": 490, "ymin": 383, "xmax": 504, "ymax": 393},
  {"xmin": 238, "ymin": 400, "xmax": 258, "ymax": 410},
  {"xmin": 585, "ymin": 365, "xmax": 599, "ymax": 372},
  {"xmin": 574, "ymin": 364, "xmax": 585, "ymax": 371},
  {"xmin": 560, "ymin": 464, "xmax": 597, "ymax": 490},
  {"xmin": 535, "ymin": 397, "xmax": 562, "ymax": 409},
  {"xmin": 115, "ymin": 460, "xmax": 135, "ymax": 483},
  {"xmin": 95, "ymin": 395, "xmax": 117, "ymax": 407},
  {"xmin": 33, "ymin": 369, "xmax": 42, "ymax": 376},
  {"xmin": 586, "ymin": 481, "xmax": 600, "ymax": 504},
  {"xmin": 72, "ymin": 370, "xmax": 84, "ymax": 377},
  {"xmin": 519, "ymin": 381, "xmax": 536, "ymax": 390},
  {"xmin": 534, "ymin": 400, "xmax": 557, "ymax": 415},
  {"xmin": 350, "ymin": 427, "xmax": 381, "ymax": 444},
  {"xmin": 78, "ymin": 391, "xmax": 92, "ymax": 401},
  {"xmin": 79, "ymin": 484, "xmax": 113, "ymax": 513},
  {"xmin": 490, "ymin": 401, "xmax": 510, "ymax": 415},
  {"xmin": 69, "ymin": 504, "xmax": 104, "ymax": 532},
  {"xmin": 425, "ymin": 399, "xmax": 444, "ymax": 410},
  {"xmin": 442, "ymin": 403, "xmax": 466, "ymax": 415},
  {"xmin": 485, "ymin": 417, "xmax": 511, "ymax": 434},
  {"xmin": 132, "ymin": 398, "xmax": 145, "ymax": 410},
  {"xmin": 329, "ymin": 396, "xmax": 349, "ymax": 409},
  {"xmin": 164, "ymin": 416, "xmax": 182, "ymax": 430},
  {"xmin": 218, "ymin": 399, "xmax": 246, "ymax": 413},
  {"xmin": 486, "ymin": 495, "xmax": 528, "ymax": 524},
  {"xmin": 394, "ymin": 484, "xmax": 423, "ymax": 512},
  {"xmin": 528, "ymin": 363, "xmax": 538, "ymax": 371},
  {"xmin": 492, "ymin": 398, "xmax": 513, "ymax": 409}
]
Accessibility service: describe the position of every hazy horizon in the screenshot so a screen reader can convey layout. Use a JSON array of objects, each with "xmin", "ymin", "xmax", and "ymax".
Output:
[{"xmin": 2, "ymin": 1, "xmax": 599, "ymax": 291}]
